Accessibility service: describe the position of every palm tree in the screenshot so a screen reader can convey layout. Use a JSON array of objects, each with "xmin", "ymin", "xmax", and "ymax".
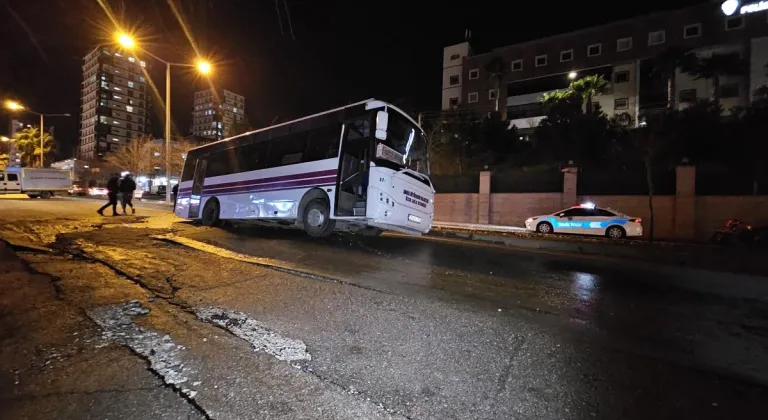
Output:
[
  {"xmin": 569, "ymin": 75, "xmax": 609, "ymax": 115},
  {"xmin": 13, "ymin": 127, "xmax": 53, "ymax": 167},
  {"xmin": 539, "ymin": 89, "xmax": 574, "ymax": 105},
  {"xmin": 687, "ymin": 52, "xmax": 748, "ymax": 103},
  {"xmin": 485, "ymin": 56, "xmax": 507, "ymax": 113},
  {"xmin": 651, "ymin": 47, "xmax": 696, "ymax": 110}
]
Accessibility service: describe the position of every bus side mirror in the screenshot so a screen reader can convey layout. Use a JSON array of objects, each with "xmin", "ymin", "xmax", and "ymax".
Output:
[{"xmin": 375, "ymin": 111, "xmax": 388, "ymax": 140}]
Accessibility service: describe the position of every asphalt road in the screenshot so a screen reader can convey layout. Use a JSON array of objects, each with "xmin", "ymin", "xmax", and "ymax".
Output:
[{"xmin": 1, "ymin": 196, "xmax": 768, "ymax": 420}]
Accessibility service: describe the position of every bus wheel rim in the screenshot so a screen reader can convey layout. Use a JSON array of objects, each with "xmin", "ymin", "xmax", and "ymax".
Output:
[{"xmin": 307, "ymin": 208, "xmax": 325, "ymax": 227}]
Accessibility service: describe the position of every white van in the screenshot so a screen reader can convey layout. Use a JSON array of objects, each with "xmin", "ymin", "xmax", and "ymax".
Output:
[{"xmin": 1, "ymin": 167, "xmax": 72, "ymax": 199}]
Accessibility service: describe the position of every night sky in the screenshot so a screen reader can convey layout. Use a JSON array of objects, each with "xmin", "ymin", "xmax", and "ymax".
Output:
[{"xmin": 0, "ymin": 0, "xmax": 705, "ymax": 159}]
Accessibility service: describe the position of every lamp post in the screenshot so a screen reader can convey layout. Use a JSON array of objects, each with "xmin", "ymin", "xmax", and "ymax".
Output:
[
  {"xmin": 4, "ymin": 100, "xmax": 71, "ymax": 167},
  {"xmin": 116, "ymin": 33, "xmax": 212, "ymax": 204}
]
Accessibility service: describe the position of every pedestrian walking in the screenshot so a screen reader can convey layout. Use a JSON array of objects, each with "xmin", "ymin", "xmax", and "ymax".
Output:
[
  {"xmin": 119, "ymin": 173, "xmax": 137, "ymax": 214},
  {"xmin": 172, "ymin": 183, "xmax": 179, "ymax": 211},
  {"xmin": 97, "ymin": 174, "xmax": 120, "ymax": 216}
]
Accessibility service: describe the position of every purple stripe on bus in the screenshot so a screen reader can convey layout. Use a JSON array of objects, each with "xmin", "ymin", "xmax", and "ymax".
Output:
[
  {"xmin": 201, "ymin": 179, "xmax": 336, "ymax": 197},
  {"xmin": 178, "ymin": 169, "xmax": 337, "ymax": 194},
  {"xmin": 200, "ymin": 176, "xmax": 338, "ymax": 196}
]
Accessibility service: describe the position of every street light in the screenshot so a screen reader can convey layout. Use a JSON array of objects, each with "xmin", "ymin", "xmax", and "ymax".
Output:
[
  {"xmin": 568, "ymin": 71, "xmax": 578, "ymax": 80},
  {"xmin": 115, "ymin": 32, "xmax": 212, "ymax": 204},
  {"xmin": 3, "ymin": 100, "xmax": 71, "ymax": 167}
]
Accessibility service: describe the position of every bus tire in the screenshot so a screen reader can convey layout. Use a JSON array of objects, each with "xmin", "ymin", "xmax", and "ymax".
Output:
[
  {"xmin": 303, "ymin": 198, "xmax": 335, "ymax": 238},
  {"xmin": 27, "ymin": 194, "xmax": 39, "ymax": 199},
  {"xmin": 201, "ymin": 198, "xmax": 221, "ymax": 227},
  {"xmin": 40, "ymin": 191, "xmax": 52, "ymax": 199}
]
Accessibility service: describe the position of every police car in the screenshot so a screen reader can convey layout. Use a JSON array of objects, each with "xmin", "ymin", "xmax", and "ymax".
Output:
[{"xmin": 524, "ymin": 203, "xmax": 643, "ymax": 239}]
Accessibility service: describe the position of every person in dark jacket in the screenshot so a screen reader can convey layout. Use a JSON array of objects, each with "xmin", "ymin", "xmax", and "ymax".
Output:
[
  {"xmin": 97, "ymin": 174, "xmax": 120, "ymax": 216},
  {"xmin": 119, "ymin": 173, "xmax": 137, "ymax": 214},
  {"xmin": 172, "ymin": 183, "xmax": 179, "ymax": 211}
]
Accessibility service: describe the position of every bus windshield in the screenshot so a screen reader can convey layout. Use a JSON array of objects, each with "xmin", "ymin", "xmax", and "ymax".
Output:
[{"xmin": 377, "ymin": 111, "xmax": 428, "ymax": 175}]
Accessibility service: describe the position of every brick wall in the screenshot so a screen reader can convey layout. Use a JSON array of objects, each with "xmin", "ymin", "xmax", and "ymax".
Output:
[
  {"xmin": 489, "ymin": 193, "xmax": 563, "ymax": 227},
  {"xmin": 434, "ymin": 194, "xmax": 479, "ymax": 224},
  {"xmin": 432, "ymin": 168, "xmax": 768, "ymax": 240}
]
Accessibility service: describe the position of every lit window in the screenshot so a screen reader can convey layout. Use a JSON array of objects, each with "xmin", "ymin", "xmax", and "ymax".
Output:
[
  {"xmin": 113, "ymin": 120, "xmax": 119, "ymax": 125},
  {"xmin": 128, "ymin": 81, "xmax": 134, "ymax": 88},
  {"xmin": 99, "ymin": 116, "xmax": 107, "ymax": 123},
  {"xmin": 139, "ymin": 76, "xmax": 145, "ymax": 82},
  {"xmin": 511, "ymin": 59, "xmax": 523, "ymax": 71},
  {"xmin": 468, "ymin": 92, "xmax": 479, "ymax": 103},
  {"xmin": 648, "ymin": 30, "xmax": 665, "ymax": 46},
  {"xmin": 233, "ymin": 107, "xmax": 238, "ymax": 113},
  {"xmin": 114, "ymin": 95, "xmax": 122, "ymax": 99},
  {"xmin": 114, "ymin": 52, "xmax": 122, "ymax": 57},
  {"xmin": 140, "ymin": 61, "xmax": 146, "ymax": 67},
  {"xmin": 587, "ymin": 43, "xmax": 602, "ymax": 57},
  {"xmin": 129, "ymin": 57, "xmax": 135, "ymax": 63},
  {"xmin": 114, "ymin": 86, "xmax": 122, "ymax": 91},
  {"xmin": 101, "ymin": 81, "xmax": 108, "ymax": 88},
  {"xmin": 126, "ymin": 105, "xmax": 133, "ymax": 112}
]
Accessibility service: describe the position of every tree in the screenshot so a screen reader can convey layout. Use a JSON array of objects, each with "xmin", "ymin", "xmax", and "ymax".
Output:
[
  {"xmin": 569, "ymin": 74, "xmax": 609, "ymax": 115},
  {"xmin": 104, "ymin": 135, "xmax": 155, "ymax": 175},
  {"xmin": 12, "ymin": 127, "xmax": 53, "ymax": 167},
  {"xmin": 687, "ymin": 52, "xmax": 748, "ymax": 103},
  {"xmin": 165, "ymin": 138, "xmax": 199, "ymax": 176},
  {"xmin": 485, "ymin": 57, "xmax": 508, "ymax": 113},
  {"xmin": 631, "ymin": 113, "xmax": 670, "ymax": 243},
  {"xmin": 651, "ymin": 47, "xmax": 696, "ymax": 110}
]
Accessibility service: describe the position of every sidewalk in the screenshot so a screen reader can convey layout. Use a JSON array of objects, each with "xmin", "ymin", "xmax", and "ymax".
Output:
[
  {"xmin": 0, "ymin": 241, "xmax": 200, "ymax": 419},
  {"xmin": 429, "ymin": 221, "xmax": 768, "ymax": 278}
]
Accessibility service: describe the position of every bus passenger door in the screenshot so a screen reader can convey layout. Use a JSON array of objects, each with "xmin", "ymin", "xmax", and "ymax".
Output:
[
  {"xmin": 335, "ymin": 122, "xmax": 370, "ymax": 216},
  {"xmin": 188, "ymin": 159, "xmax": 207, "ymax": 219}
]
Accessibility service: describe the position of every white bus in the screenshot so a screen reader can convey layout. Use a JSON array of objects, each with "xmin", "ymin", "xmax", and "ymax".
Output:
[{"xmin": 175, "ymin": 99, "xmax": 434, "ymax": 237}]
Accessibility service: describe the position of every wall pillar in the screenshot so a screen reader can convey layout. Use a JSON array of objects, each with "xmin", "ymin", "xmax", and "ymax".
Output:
[
  {"xmin": 478, "ymin": 171, "xmax": 491, "ymax": 224},
  {"xmin": 675, "ymin": 165, "xmax": 696, "ymax": 239},
  {"xmin": 562, "ymin": 167, "xmax": 578, "ymax": 208}
]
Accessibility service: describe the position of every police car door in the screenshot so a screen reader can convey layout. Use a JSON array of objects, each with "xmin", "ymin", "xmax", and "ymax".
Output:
[{"xmin": 554, "ymin": 208, "xmax": 588, "ymax": 233}]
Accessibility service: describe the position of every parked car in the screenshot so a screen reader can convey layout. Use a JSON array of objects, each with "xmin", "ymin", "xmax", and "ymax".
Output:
[
  {"xmin": 68, "ymin": 183, "xmax": 87, "ymax": 196},
  {"xmin": 156, "ymin": 185, "xmax": 167, "ymax": 196},
  {"xmin": 524, "ymin": 203, "xmax": 643, "ymax": 239},
  {"xmin": 88, "ymin": 186, "xmax": 108, "ymax": 197}
]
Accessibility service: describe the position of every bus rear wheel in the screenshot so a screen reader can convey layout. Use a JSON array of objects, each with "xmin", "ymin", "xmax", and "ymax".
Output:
[
  {"xmin": 201, "ymin": 198, "xmax": 221, "ymax": 227},
  {"xmin": 303, "ymin": 199, "xmax": 335, "ymax": 238}
]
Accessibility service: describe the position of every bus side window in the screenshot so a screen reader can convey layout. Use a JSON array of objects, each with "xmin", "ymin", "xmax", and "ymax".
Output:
[
  {"xmin": 266, "ymin": 132, "xmax": 307, "ymax": 168},
  {"xmin": 305, "ymin": 123, "xmax": 342, "ymax": 161},
  {"xmin": 238, "ymin": 142, "xmax": 268, "ymax": 172}
]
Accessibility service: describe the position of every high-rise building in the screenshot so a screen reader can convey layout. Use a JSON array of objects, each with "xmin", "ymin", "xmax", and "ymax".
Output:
[
  {"xmin": 442, "ymin": 1, "xmax": 768, "ymax": 130},
  {"xmin": 78, "ymin": 46, "xmax": 152, "ymax": 160},
  {"xmin": 190, "ymin": 88, "xmax": 246, "ymax": 140}
]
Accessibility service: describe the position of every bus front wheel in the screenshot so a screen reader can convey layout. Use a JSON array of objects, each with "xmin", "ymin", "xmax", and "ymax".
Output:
[
  {"xmin": 201, "ymin": 198, "xmax": 221, "ymax": 227},
  {"xmin": 303, "ymin": 199, "xmax": 335, "ymax": 238}
]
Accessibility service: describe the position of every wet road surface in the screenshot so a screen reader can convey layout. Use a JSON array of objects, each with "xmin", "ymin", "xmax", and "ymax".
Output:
[{"xmin": 1, "ymin": 197, "xmax": 768, "ymax": 419}]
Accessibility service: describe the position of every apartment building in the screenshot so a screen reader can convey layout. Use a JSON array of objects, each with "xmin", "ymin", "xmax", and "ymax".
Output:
[
  {"xmin": 442, "ymin": 1, "xmax": 768, "ymax": 129},
  {"xmin": 78, "ymin": 46, "xmax": 152, "ymax": 160},
  {"xmin": 190, "ymin": 88, "xmax": 246, "ymax": 140}
]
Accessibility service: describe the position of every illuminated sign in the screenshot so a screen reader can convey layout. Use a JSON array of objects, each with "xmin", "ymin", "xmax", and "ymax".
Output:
[{"xmin": 721, "ymin": 0, "xmax": 768, "ymax": 15}]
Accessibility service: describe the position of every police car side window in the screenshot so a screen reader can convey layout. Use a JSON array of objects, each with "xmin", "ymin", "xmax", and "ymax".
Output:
[
  {"xmin": 596, "ymin": 209, "xmax": 616, "ymax": 217},
  {"xmin": 562, "ymin": 208, "xmax": 589, "ymax": 217}
]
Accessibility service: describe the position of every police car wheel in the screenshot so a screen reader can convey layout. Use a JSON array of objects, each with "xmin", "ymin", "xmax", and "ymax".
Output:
[
  {"xmin": 536, "ymin": 222, "xmax": 553, "ymax": 234},
  {"xmin": 606, "ymin": 226, "xmax": 626, "ymax": 239}
]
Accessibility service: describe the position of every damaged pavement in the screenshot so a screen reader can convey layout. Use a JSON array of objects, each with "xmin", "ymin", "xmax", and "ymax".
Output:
[{"xmin": 2, "ymin": 199, "xmax": 768, "ymax": 419}]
